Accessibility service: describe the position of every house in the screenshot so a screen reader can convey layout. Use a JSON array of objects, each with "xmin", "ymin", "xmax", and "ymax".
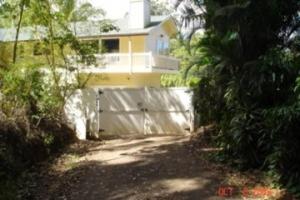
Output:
[
  {"xmin": 0, "ymin": 0, "xmax": 179, "ymax": 88},
  {"xmin": 0, "ymin": 0, "xmax": 194, "ymax": 139}
]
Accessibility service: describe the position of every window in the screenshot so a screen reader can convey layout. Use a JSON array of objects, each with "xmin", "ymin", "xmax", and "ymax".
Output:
[
  {"xmin": 33, "ymin": 42, "xmax": 43, "ymax": 56},
  {"xmin": 156, "ymin": 39, "xmax": 169, "ymax": 55},
  {"xmin": 101, "ymin": 39, "xmax": 119, "ymax": 53},
  {"xmin": 33, "ymin": 42, "xmax": 50, "ymax": 56},
  {"xmin": 19, "ymin": 44, "xmax": 24, "ymax": 58}
]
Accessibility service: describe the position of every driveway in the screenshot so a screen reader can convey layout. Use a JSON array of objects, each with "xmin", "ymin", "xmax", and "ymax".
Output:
[{"xmin": 30, "ymin": 135, "xmax": 243, "ymax": 200}]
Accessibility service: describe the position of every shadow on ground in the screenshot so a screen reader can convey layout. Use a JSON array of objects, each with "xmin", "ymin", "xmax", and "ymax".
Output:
[{"xmin": 32, "ymin": 135, "xmax": 229, "ymax": 200}]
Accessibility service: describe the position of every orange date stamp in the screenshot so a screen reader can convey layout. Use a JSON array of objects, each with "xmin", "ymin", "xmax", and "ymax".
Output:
[{"xmin": 218, "ymin": 186, "xmax": 274, "ymax": 198}]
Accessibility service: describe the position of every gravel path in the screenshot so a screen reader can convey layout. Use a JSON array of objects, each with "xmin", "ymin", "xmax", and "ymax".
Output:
[{"xmin": 28, "ymin": 135, "xmax": 274, "ymax": 200}]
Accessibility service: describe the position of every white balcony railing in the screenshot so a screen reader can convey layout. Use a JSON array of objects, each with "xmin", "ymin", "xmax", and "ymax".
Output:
[{"xmin": 70, "ymin": 52, "xmax": 179, "ymax": 74}]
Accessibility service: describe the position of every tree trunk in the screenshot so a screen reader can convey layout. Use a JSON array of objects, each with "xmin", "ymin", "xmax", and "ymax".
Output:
[{"xmin": 12, "ymin": 0, "xmax": 25, "ymax": 63}]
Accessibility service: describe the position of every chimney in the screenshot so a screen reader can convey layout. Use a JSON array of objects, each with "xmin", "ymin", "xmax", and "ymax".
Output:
[{"xmin": 129, "ymin": 0, "xmax": 151, "ymax": 29}]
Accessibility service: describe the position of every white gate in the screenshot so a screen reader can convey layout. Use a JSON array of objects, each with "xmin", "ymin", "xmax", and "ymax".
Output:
[
  {"xmin": 97, "ymin": 88, "xmax": 193, "ymax": 135},
  {"xmin": 98, "ymin": 88, "xmax": 145, "ymax": 135},
  {"xmin": 65, "ymin": 87, "xmax": 194, "ymax": 139}
]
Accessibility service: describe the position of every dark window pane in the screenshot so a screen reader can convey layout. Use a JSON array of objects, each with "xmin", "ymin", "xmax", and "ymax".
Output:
[
  {"xmin": 33, "ymin": 42, "xmax": 43, "ymax": 56},
  {"xmin": 102, "ymin": 39, "xmax": 119, "ymax": 53}
]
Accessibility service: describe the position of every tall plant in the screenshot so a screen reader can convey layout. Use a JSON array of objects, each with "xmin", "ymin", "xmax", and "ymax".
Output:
[
  {"xmin": 12, "ymin": 0, "xmax": 30, "ymax": 63},
  {"xmin": 189, "ymin": 0, "xmax": 300, "ymax": 195},
  {"xmin": 0, "ymin": 0, "xmax": 115, "ymax": 121}
]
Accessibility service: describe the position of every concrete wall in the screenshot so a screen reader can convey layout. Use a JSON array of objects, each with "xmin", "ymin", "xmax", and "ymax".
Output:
[
  {"xmin": 65, "ymin": 87, "xmax": 194, "ymax": 140},
  {"xmin": 83, "ymin": 73, "xmax": 161, "ymax": 87},
  {"xmin": 65, "ymin": 89, "xmax": 98, "ymax": 140}
]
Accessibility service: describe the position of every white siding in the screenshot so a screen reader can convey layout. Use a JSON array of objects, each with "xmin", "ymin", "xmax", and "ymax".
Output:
[
  {"xmin": 129, "ymin": 0, "xmax": 151, "ymax": 29},
  {"xmin": 146, "ymin": 26, "xmax": 170, "ymax": 54}
]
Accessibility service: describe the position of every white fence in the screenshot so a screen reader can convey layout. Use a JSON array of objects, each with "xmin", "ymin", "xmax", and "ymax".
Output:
[{"xmin": 65, "ymin": 87, "xmax": 194, "ymax": 140}]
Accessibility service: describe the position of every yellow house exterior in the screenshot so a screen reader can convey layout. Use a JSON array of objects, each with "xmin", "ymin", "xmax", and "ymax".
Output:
[
  {"xmin": 0, "ymin": 0, "xmax": 179, "ymax": 88},
  {"xmin": 0, "ymin": 0, "xmax": 194, "ymax": 140},
  {"xmin": 71, "ymin": 11, "xmax": 179, "ymax": 88},
  {"xmin": 119, "ymin": 36, "xmax": 146, "ymax": 53},
  {"xmin": 83, "ymin": 34, "xmax": 162, "ymax": 87},
  {"xmin": 0, "ymin": 40, "xmax": 63, "ymax": 67}
]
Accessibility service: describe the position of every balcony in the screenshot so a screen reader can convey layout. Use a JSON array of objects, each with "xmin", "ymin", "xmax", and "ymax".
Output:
[{"xmin": 70, "ymin": 53, "xmax": 179, "ymax": 74}]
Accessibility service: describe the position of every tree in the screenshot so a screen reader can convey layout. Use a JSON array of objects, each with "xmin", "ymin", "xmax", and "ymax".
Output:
[
  {"xmin": 12, "ymin": 0, "xmax": 30, "ymax": 63},
  {"xmin": 151, "ymin": 0, "xmax": 171, "ymax": 15},
  {"xmin": 170, "ymin": 0, "xmax": 205, "ymax": 40},
  {"xmin": 188, "ymin": 0, "xmax": 300, "ymax": 196},
  {"xmin": 1, "ymin": 0, "xmax": 116, "ymax": 119},
  {"xmin": 71, "ymin": 2, "xmax": 105, "ymax": 22},
  {"xmin": 161, "ymin": 34, "xmax": 205, "ymax": 87},
  {"xmin": 0, "ymin": 1, "xmax": 16, "ymax": 27}
]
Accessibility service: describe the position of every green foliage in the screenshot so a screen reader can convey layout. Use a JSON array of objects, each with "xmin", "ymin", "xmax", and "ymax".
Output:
[
  {"xmin": 161, "ymin": 35, "xmax": 204, "ymax": 87},
  {"xmin": 0, "ymin": 0, "xmax": 116, "ymax": 118},
  {"xmin": 0, "ymin": 1, "xmax": 18, "ymax": 28},
  {"xmin": 0, "ymin": 1, "xmax": 114, "ymax": 198},
  {"xmin": 71, "ymin": 2, "xmax": 105, "ymax": 22},
  {"xmin": 0, "ymin": 179, "xmax": 17, "ymax": 200},
  {"xmin": 5, "ymin": 0, "xmax": 116, "ymax": 101},
  {"xmin": 192, "ymin": 0, "xmax": 300, "ymax": 196},
  {"xmin": 0, "ymin": 65, "xmax": 63, "ymax": 120},
  {"xmin": 150, "ymin": 0, "xmax": 171, "ymax": 15},
  {"xmin": 43, "ymin": 133, "xmax": 55, "ymax": 146}
]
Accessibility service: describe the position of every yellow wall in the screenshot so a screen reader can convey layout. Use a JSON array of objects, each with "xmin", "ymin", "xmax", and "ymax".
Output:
[
  {"xmin": 0, "ymin": 42, "xmax": 11, "ymax": 65},
  {"xmin": 1, "ymin": 41, "xmax": 65, "ymax": 66},
  {"xmin": 2, "ymin": 35, "xmax": 146, "ymax": 64},
  {"xmin": 84, "ymin": 73, "xmax": 161, "ymax": 87},
  {"xmin": 119, "ymin": 35, "xmax": 146, "ymax": 53},
  {"xmin": 81, "ymin": 35, "xmax": 146, "ymax": 53},
  {"xmin": 2, "ymin": 35, "xmax": 160, "ymax": 88},
  {"xmin": 162, "ymin": 20, "xmax": 177, "ymax": 37}
]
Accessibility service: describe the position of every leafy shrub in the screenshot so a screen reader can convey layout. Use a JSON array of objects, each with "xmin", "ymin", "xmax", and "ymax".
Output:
[
  {"xmin": 0, "ymin": 65, "xmax": 63, "ymax": 121},
  {"xmin": 191, "ymin": 0, "xmax": 300, "ymax": 195},
  {"xmin": 263, "ymin": 104, "xmax": 300, "ymax": 198},
  {"xmin": 0, "ymin": 65, "xmax": 77, "ymax": 199},
  {"xmin": 194, "ymin": 46, "xmax": 300, "ymax": 195}
]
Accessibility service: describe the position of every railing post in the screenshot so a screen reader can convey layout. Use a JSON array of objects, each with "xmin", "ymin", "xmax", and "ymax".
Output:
[
  {"xmin": 149, "ymin": 52, "xmax": 152, "ymax": 69},
  {"xmin": 128, "ymin": 37, "xmax": 133, "ymax": 74}
]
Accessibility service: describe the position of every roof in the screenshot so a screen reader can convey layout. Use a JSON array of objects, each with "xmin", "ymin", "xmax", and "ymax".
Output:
[
  {"xmin": 0, "ymin": 16, "xmax": 169, "ymax": 42},
  {"xmin": 0, "ymin": 26, "xmax": 47, "ymax": 42}
]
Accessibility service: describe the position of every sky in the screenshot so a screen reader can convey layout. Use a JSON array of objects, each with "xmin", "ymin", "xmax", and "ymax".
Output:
[{"xmin": 78, "ymin": 0, "xmax": 169, "ymax": 19}]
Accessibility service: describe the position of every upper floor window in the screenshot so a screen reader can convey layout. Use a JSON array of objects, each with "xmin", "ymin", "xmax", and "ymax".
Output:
[
  {"xmin": 33, "ymin": 42, "xmax": 50, "ymax": 56},
  {"xmin": 156, "ymin": 39, "xmax": 169, "ymax": 55},
  {"xmin": 33, "ymin": 42, "xmax": 43, "ymax": 56},
  {"xmin": 19, "ymin": 44, "xmax": 25, "ymax": 58},
  {"xmin": 101, "ymin": 39, "xmax": 119, "ymax": 53}
]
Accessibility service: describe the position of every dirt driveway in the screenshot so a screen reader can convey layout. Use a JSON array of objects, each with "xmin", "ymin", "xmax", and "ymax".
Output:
[{"xmin": 29, "ymin": 135, "xmax": 259, "ymax": 200}]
